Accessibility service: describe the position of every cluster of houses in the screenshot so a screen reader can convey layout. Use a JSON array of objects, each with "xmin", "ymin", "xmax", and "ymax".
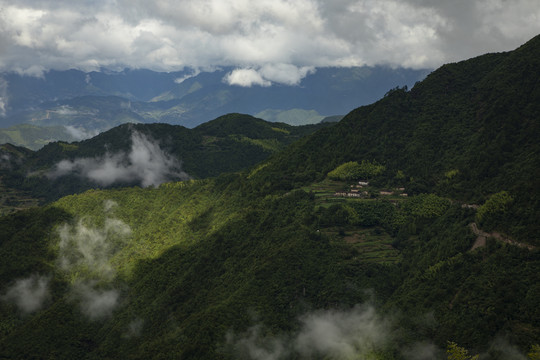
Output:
[{"xmin": 333, "ymin": 181, "xmax": 408, "ymax": 198}]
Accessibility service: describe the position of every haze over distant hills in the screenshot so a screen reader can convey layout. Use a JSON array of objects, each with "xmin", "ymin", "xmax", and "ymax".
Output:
[
  {"xmin": 0, "ymin": 66, "xmax": 428, "ymax": 148},
  {"xmin": 0, "ymin": 113, "xmax": 330, "ymax": 214},
  {"xmin": 0, "ymin": 33, "xmax": 539, "ymax": 360}
]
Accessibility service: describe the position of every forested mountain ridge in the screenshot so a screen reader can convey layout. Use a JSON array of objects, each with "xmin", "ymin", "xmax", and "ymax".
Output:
[
  {"xmin": 0, "ymin": 66, "xmax": 429, "ymax": 133},
  {"xmin": 248, "ymin": 34, "xmax": 540, "ymax": 243},
  {"xmin": 0, "ymin": 114, "xmax": 331, "ymax": 211},
  {"xmin": 0, "ymin": 36, "xmax": 539, "ymax": 359}
]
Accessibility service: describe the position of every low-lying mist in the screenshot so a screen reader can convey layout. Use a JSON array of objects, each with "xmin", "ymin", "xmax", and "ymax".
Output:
[
  {"xmin": 228, "ymin": 303, "xmax": 392, "ymax": 359},
  {"xmin": 57, "ymin": 200, "xmax": 131, "ymax": 320},
  {"xmin": 1, "ymin": 274, "xmax": 51, "ymax": 314},
  {"xmin": 48, "ymin": 131, "xmax": 190, "ymax": 187},
  {"xmin": 227, "ymin": 303, "xmax": 531, "ymax": 360}
]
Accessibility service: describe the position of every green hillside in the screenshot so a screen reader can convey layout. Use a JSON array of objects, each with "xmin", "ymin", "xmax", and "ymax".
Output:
[
  {"xmin": 0, "ymin": 114, "xmax": 331, "ymax": 207},
  {"xmin": 247, "ymin": 35, "xmax": 540, "ymax": 244},
  {"xmin": 0, "ymin": 36, "xmax": 539, "ymax": 359},
  {"xmin": 255, "ymin": 108, "xmax": 326, "ymax": 125},
  {"xmin": 0, "ymin": 124, "xmax": 79, "ymax": 150}
]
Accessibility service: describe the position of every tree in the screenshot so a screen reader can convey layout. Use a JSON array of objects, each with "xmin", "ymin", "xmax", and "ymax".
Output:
[
  {"xmin": 327, "ymin": 160, "xmax": 385, "ymax": 181},
  {"xmin": 476, "ymin": 190, "xmax": 514, "ymax": 224},
  {"xmin": 446, "ymin": 341, "xmax": 479, "ymax": 360},
  {"xmin": 528, "ymin": 344, "xmax": 540, "ymax": 360}
]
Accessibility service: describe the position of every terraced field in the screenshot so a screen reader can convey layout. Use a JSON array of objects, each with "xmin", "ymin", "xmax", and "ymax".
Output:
[
  {"xmin": 322, "ymin": 227, "xmax": 401, "ymax": 265},
  {"xmin": 302, "ymin": 179, "xmax": 403, "ymax": 264},
  {"xmin": 0, "ymin": 178, "xmax": 40, "ymax": 216}
]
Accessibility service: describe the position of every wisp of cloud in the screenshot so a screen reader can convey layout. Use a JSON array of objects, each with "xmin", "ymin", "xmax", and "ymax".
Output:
[
  {"xmin": 229, "ymin": 303, "xmax": 391, "ymax": 359},
  {"xmin": 72, "ymin": 281, "xmax": 120, "ymax": 321},
  {"xmin": 57, "ymin": 202, "xmax": 131, "ymax": 320},
  {"xmin": 48, "ymin": 131, "xmax": 189, "ymax": 187},
  {"xmin": 64, "ymin": 125, "xmax": 100, "ymax": 141},
  {"xmin": 1, "ymin": 274, "xmax": 51, "ymax": 314},
  {"xmin": 58, "ymin": 217, "xmax": 131, "ymax": 280},
  {"xmin": 0, "ymin": 77, "xmax": 7, "ymax": 117}
]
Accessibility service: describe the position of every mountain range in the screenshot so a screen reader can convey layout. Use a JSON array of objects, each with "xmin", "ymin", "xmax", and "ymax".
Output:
[
  {"xmin": 0, "ymin": 114, "xmax": 330, "ymax": 213},
  {"xmin": 0, "ymin": 35, "xmax": 539, "ymax": 359},
  {"xmin": 0, "ymin": 66, "xmax": 428, "ymax": 149}
]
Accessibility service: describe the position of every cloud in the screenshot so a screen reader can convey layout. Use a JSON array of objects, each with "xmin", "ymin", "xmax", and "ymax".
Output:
[
  {"xmin": 58, "ymin": 216, "xmax": 131, "ymax": 280},
  {"xmin": 224, "ymin": 64, "xmax": 316, "ymax": 87},
  {"xmin": 1, "ymin": 0, "xmax": 539, "ymax": 75},
  {"xmin": 103, "ymin": 199, "xmax": 118, "ymax": 212},
  {"xmin": 174, "ymin": 69, "xmax": 201, "ymax": 84},
  {"xmin": 71, "ymin": 281, "xmax": 120, "ymax": 321},
  {"xmin": 64, "ymin": 125, "xmax": 100, "ymax": 141},
  {"xmin": 294, "ymin": 304, "xmax": 390, "ymax": 358},
  {"xmin": 228, "ymin": 304, "xmax": 391, "ymax": 359},
  {"xmin": 259, "ymin": 64, "xmax": 315, "ymax": 86},
  {"xmin": 0, "ymin": 153, "xmax": 11, "ymax": 169},
  {"xmin": 401, "ymin": 341, "xmax": 443, "ymax": 360},
  {"xmin": 0, "ymin": 77, "xmax": 8, "ymax": 116},
  {"xmin": 484, "ymin": 337, "xmax": 528, "ymax": 360},
  {"xmin": 55, "ymin": 105, "xmax": 79, "ymax": 116},
  {"xmin": 224, "ymin": 69, "xmax": 272, "ymax": 87},
  {"xmin": 48, "ymin": 131, "xmax": 190, "ymax": 187},
  {"xmin": 123, "ymin": 318, "xmax": 145, "ymax": 338},
  {"xmin": 57, "ymin": 203, "xmax": 130, "ymax": 319},
  {"xmin": 1, "ymin": 274, "xmax": 51, "ymax": 314},
  {"xmin": 228, "ymin": 305, "xmax": 532, "ymax": 360}
]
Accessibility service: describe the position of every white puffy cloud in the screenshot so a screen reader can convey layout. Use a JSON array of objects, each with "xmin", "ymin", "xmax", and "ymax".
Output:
[
  {"xmin": 0, "ymin": 0, "xmax": 539, "ymax": 77},
  {"xmin": 259, "ymin": 64, "xmax": 315, "ymax": 86},
  {"xmin": 224, "ymin": 64, "xmax": 316, "ymax": 87},
  {"xmin": 224, "ymin": 69, "xmax": 272, "ymax": 87},
  {"xmin": 48, "ymin": 131, "xmax": 189, "ymax": 187}
]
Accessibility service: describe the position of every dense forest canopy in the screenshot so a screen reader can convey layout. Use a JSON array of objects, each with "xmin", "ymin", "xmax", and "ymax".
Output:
[{"xmin": 0, "ymin": 35, "xmax": 539, "ymax": 359}]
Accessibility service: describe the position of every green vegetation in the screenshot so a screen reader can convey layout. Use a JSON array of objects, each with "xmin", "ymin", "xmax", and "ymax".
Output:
[
  {"xmin": 0, "ymin": 114, "xmax": 332, "ymax": 209},
  {"xmin": 246, "ymin": 34, "xmax": 540, "ymax": 244},
  {"xmin": 255, "ymin": 108, "xmax": 325, "ymax": 125},
  {"xmin": 0, "ymin": 124, "xmax": 79, "ymax": 150},
  {"xmin": 327, "ymin": 160, "xmax": 385, "ymax": 181},
  {"xmin": 446, "ymin": 342, "xmax": 479, "ymax": 360},
  {"xmin": 529, "ymin": 345, "xmax": 540, "ymax": 359},
  {"xmin": 0, "ymin": 35, "xmax": 539, "ymax": 359},
  {"xmin": 476, "ymin": 190, "xmax": 514, "ymax": 226}
]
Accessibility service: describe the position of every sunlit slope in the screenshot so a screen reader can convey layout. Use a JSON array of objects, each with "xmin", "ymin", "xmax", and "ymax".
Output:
[
  {"xmin": 0, "ymin": 35, "xmax": 539, "ymax": 359},
  {"xmin": 1, "ymin": 175, "xmax": 538, "ymax": 358},
  {"xmin": 0, "ymin": 114, "xmax": 331, "ymax": 207},
  {"xmin": 0, "ymin": 177, "xmax": 399, "ymax": 358}
]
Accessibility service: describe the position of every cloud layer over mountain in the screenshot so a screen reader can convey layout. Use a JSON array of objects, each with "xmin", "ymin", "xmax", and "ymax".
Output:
[
  {"xmin": 48, "ymin": 131, "xmax": 189, "ymax": 187},
  {"xmin": 1, "ymin": 0, "xmax": 539, "ymax": 81}
]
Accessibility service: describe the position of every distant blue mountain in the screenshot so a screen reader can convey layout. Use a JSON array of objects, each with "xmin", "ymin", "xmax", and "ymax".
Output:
[{"xmin": 0, "ymin": 66, "xmax": 430, "ymax": 132}]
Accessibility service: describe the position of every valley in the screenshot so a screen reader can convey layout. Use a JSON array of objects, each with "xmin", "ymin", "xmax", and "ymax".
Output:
[
  {"xmin": 0, "ymin": 66, "xmax": 429, "ymax": 149},
  {"xmin": 0, "ymin": 34, "xmax": 539, "ymax": 359}
]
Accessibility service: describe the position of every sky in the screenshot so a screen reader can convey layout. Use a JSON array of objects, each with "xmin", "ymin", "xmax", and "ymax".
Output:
[{"xmin": 1, "ymin": 0, "xmax": 539, "ymax": 83}]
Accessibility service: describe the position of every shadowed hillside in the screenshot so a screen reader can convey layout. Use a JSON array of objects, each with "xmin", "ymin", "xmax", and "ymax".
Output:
[{"xmin": 0, "ymin": 36, "xmax": 539, "ymax": 359}]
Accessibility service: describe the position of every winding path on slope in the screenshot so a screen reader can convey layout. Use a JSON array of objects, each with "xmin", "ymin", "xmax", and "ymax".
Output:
[{"xmin": 469, "ymin": 223, "xmax": 536, "ymax": 251}]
